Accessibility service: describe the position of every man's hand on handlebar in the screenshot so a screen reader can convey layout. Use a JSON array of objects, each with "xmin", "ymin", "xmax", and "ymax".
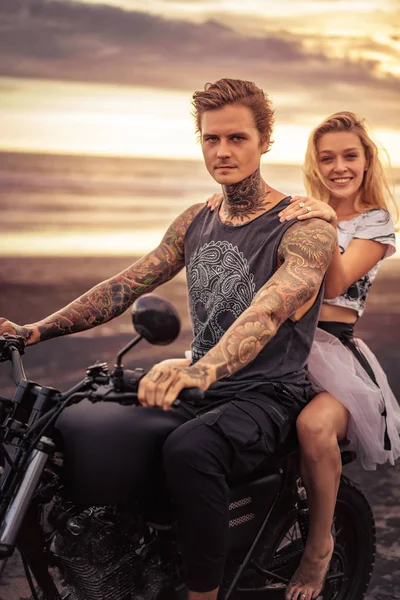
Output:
[
  {"xmin": 138, "ymin": 362, "xmax": 214, "ymax": 411},
  {"xmin": 0, "ymin": 319, "xmax": 39, "ymax": 346}
]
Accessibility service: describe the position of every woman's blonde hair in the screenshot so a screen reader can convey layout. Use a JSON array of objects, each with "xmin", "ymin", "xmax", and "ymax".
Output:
[{"xmin": 303, "ymin": 111, "xmax": 399, "ymax": 222}]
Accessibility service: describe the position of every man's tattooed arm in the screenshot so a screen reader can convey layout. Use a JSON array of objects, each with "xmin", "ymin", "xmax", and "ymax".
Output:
[
  {"xmin": 6, "ymin": 204, "xmax": 203, "ymax": 345},
  {"xmin": 194, "ymin": 219, "xmax": 337, "ymax": 384}
]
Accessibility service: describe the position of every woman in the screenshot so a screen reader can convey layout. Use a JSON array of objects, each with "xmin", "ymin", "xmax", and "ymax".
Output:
[{"xmin": 206, "ymin": 111, "xmax": 400, "ymax": 600}]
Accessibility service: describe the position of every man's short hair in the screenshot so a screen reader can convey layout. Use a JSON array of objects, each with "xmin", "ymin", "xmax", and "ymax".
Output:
[{"xmin": 192, "ymin": 78, "xmax": 274, "ymax": 150}]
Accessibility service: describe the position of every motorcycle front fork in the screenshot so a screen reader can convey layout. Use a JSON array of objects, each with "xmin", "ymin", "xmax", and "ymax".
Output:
[
  {"xmin": 295, "ymin": 477, "xmax": 310, "ymax": 546},
  {"xmin": 0, "ymin": 436, "xmax": 63, "ymax": 599},
  {"xmin": 0, "ymin": 437, "xmax": 54, "ymax": 559}
]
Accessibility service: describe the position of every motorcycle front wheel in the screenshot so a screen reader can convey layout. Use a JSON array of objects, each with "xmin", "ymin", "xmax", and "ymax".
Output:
[{"xmin": 232, "ymin": 476, "xmax": 376, "ymax": 600}]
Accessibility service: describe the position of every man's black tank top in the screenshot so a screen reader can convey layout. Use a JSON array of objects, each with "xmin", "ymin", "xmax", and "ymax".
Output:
[{"xmin": 184, "ymin": 197, "xmax": 324, "ymax": 392}]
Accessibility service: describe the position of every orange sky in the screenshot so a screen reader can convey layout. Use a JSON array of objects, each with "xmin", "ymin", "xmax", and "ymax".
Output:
[{"xmin": 0, "ymin": 0, "xmax": 399, "ymax": 162}]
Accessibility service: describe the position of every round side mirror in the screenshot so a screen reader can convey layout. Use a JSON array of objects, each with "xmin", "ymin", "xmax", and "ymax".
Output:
[{"xmin": 131, "ymin": 294, "xmax": 181, "ymax": 345}]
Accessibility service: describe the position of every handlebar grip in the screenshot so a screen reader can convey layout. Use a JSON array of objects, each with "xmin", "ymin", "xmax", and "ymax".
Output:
[
  {"xmin": 174, "ymin": 387, "xmax": 205, "ymax": 407},
  {"xmin": 122, "ymin": 368, "xmax": 144, "ymax": 392},
  {"xmin": 122, "ymin": 371, "xmax": 204, "ymax": 408},
  {"xmin": 0, "ymin": 335, "xmax": 25, "ymax": 363}
]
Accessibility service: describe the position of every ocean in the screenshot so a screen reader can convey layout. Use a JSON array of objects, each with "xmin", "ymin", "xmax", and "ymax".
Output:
[{"xmin": 3, "ymin": 150, "xmax": 398, "ymax": 257}]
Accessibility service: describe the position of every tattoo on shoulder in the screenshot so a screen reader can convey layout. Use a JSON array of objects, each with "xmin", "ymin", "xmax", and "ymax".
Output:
[
  {"xmin": 278, "ymin": 219, "xmax": 337, "ymax": 271},
  {"xmin": 161, "ymin": 203, "xmax": 204, "ymax": 258}
]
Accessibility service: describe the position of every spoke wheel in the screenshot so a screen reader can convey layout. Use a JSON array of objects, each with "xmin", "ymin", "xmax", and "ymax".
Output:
[{"xmin": 231, "ymin": 477, "xmax": 376, "ymax": 600}]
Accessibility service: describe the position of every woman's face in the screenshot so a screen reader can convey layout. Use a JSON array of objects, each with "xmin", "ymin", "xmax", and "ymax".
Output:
[{"xmin": 316, "ymin": 131, "xmax": 367, "ymax": 202}]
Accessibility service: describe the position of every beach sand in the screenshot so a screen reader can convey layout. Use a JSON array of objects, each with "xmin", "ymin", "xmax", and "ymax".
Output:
[{"xmin": 0, "ymin": 256, "xmax": 399, "ymax": 599}]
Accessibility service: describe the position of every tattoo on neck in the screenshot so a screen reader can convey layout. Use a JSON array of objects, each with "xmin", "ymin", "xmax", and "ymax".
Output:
[{"xmin": 222, "ymin": 169, "xmax": 271, "ymax": 223}]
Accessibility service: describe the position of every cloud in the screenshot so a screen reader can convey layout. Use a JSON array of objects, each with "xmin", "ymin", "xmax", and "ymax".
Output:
[{"xmin": 0, "ymin": 0, "xmax": 399, "ymax": 129}]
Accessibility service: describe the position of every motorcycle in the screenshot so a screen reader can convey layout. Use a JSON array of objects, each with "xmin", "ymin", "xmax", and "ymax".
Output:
[{"xmin": 0, "ymin": 294, "xmax": 376, "ymax": 600}]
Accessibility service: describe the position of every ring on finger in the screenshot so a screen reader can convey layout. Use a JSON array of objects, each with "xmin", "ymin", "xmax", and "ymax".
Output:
[
  {"xmin": 305, "ymin": 205, "xmax": 312, "ymax": 213},
  {"xmin": 299, "ymin": 201, "xmax": 305, "ymax": 208}
]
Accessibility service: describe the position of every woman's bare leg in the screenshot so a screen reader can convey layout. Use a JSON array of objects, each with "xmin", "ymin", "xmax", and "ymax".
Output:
[
  {"xmin": 188, "ymin": 589, "xmax": 219, "ymax": 600},
  {"xmin": 285, "ymin": 392, "xmax": 349, "ymax": 600}
]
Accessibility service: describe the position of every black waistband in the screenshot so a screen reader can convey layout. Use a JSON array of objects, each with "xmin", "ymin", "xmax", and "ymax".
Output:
[{"xmin": 317, "ymin": 321, "xmax": 355, "ymax": 343}]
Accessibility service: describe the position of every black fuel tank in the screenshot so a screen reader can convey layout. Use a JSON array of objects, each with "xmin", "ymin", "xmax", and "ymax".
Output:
[{"xmin": 55, "ymin": 399, "xmax": 185, "ymax": 506}]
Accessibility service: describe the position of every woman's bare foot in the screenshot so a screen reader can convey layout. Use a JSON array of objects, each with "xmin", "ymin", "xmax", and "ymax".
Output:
[{"xmin": 285, "ymin": 534, "xmax": 334, "ymax": 600}]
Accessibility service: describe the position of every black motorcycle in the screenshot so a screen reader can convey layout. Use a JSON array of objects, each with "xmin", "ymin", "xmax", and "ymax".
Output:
[{"xmin": 0, "ymin": 294, "xmax": 376, "ymax": 600}]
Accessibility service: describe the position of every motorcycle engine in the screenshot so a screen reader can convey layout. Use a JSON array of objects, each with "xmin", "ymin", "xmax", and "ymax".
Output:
[{"xmin": 52, "ymin": 505, "xmax": 150, "ymax": 600}]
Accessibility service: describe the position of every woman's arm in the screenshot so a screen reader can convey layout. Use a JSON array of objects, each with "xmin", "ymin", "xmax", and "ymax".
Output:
[
  {"xmin": 279, "ymin": 196, "xmax": 388, "ymax": 299},
  {"xmin": 323, "ymin": 236, "xmax": 386, "ymax": 299},
  {"xmin": 205, "ymin": 193, "xmax": 223, "ymax": 211}
]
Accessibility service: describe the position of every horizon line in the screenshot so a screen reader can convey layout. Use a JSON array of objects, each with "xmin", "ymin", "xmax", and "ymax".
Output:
[{"xmin": 0, "ymin": 147, "xmax": 305, "ymax": 167}]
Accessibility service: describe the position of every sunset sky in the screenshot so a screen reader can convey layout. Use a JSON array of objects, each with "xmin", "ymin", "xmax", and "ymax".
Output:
[{"xmin": 0, "ymin": 0, "xmax": 399, "ymax": 163}]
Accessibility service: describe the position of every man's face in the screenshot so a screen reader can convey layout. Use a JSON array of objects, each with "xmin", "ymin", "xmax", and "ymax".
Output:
[{"xmin": 200, "ymin": 104, "xmax": 268, "ymax": 185}]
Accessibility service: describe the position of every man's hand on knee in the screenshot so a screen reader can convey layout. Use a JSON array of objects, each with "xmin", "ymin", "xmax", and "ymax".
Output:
[{"xmin": 138, "ymin": 363, "xmax": 215, "ymax": 411}]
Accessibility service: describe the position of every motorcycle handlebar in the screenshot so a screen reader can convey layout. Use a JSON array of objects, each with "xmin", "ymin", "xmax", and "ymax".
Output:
[
  {"xmin": 104, "ymin": 369, "xmax": 204, "ymax": 407},
  {"xmin": 121, "ymin": 369, "xmax": 205, "ymax": 407},
  {"xmin": 175, "ymin": 387, "xmax": 205, "ymax": 406},
  {"xmin": 0, "ymin": 336, "xmax": 205, "ymax": 409},
  {"xmin": 0, "ymin": 335, "xmax": 26, "ymax": 384},
  {"xmin": 10, "ymin": 347, "xmax": 27, "ymax": 385}
]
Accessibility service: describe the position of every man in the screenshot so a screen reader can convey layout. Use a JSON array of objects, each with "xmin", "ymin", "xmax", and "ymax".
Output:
[{"xmin": 0, "ymin": 79, "xmax": 336, "ymax": 600}]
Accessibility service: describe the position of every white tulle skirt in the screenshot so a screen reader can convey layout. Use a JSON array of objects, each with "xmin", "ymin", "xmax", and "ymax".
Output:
[{"xmin": 308, "ymin": 328, "xmax": 400, "ymax": 470}]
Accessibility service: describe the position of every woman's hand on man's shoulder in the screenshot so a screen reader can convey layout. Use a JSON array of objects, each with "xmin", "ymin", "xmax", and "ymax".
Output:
[
  {"xmin": 278, "ymin": 195, "xmax": 337, "ymax": 226},
  {"xmin": 205, "ymin": 193, "xmax": 223, "ymax": 211}
]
